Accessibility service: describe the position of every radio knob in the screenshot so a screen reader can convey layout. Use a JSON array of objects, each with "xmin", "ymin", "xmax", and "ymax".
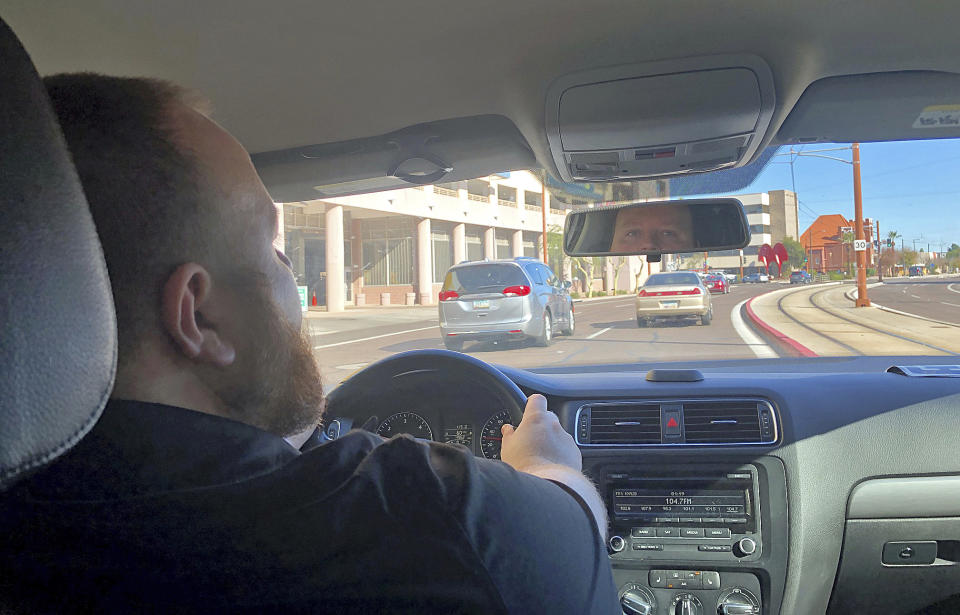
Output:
[
  {"xmin": 734, "ymin": 537, "xmax": 757, "ymax": 557},
  {"xmin": 609, "ymin": 535, "xmax": 626, "ymax": 553}
]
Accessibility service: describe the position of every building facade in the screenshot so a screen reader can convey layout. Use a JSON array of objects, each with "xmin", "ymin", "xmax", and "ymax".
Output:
[{"xmin": 799, "ymin": 214, "xmax": 876, "ymax": 273}]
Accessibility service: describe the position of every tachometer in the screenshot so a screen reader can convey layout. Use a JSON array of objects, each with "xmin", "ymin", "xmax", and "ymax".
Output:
[
  {"xmin": 480, "ymin": 409, "xmax": 513, "ymax": 459},
  {"xmin": 376, "ymin": 412, "xmax": 434, "ymax": 440}
]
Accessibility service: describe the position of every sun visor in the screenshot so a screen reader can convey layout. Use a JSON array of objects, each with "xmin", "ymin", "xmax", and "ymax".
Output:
[
  {"xmin": 778, "ymin": 71, "xmax": 960, "ymax": 144},
  {"xmin": 252, "ymin": 115, "xmax": 536, "ymax": 201},
  {"xmin": 545, "ymin": 55, "xmax": 775, "ymax": 183}
]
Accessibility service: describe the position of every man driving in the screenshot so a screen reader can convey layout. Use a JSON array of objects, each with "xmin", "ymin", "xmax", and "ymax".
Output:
[
  {"xmin": 1, "ymin": 74, "xmax": 618, "ymax": 613},
  {"xmin": 610, "ymin": 203, "xmax": 695, "ymax": 253}
]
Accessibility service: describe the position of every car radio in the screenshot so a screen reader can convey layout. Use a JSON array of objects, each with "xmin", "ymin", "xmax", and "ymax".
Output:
[{"xmin": 604, "ymin": 465, "xmax": 762, "ymax": 563}]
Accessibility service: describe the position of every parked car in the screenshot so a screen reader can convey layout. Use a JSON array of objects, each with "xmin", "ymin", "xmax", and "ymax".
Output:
[
  {"xmin": 703, "ymin": 273, "xmax": 729, "ymax": 294},
  {"xmin": 438, "ymin": 257, "xmax": 574, "ymax": 350},
  {"xmin": 635, "ymin": 271, "xmax": 713, "ymax": 327},
  {"xmin": 742, "ymin": 272, "xmax": 770, "ymax": 283},
  {"xmin": 789, "ymin": 270, "xmax": 813, "ymax": 284}
]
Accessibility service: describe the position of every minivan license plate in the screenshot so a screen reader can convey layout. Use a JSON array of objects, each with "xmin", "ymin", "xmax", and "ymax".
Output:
[
  {"xmin": 473, "ymin": 300, "xmax": 490, "ymax": 309},
  {"xmin": 661, "ymin": 300, "xmax": 679, "ymax": 308}
]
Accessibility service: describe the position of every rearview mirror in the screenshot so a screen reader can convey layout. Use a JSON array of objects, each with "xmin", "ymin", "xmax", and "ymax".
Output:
[{"xmin": 563, "ymin": 198, "xmax": 750, "ymax": 257}]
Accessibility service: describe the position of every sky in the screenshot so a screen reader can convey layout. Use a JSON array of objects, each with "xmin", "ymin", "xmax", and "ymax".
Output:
[{"xmin": 739, "ymin": 139, "xmax": 960, "ymax": 252}]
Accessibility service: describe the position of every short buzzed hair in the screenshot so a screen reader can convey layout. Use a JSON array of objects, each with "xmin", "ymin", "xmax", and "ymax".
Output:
[{"xmin": 44, "ymin": 73, "xmax": 229, "ymax": 359}]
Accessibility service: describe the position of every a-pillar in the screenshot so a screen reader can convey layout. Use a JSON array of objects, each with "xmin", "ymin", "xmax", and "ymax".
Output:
[
  {"xmin": 511, "ymin": 229, "xmax": 523, "ymax": 257},
  {"xmin": 483, "ymin": 227, "xmax": 496, "ymax": 259},
  {"xmin": 417, "ymin": 218, "xmax": 433, "ymax": 304},
  {"xmin": 325, "ymin": 204, "xmax": 345, "ymax": 312},
  {"xmin": 453, "ymin": 223, "xmax": 466, "ymax": 264}
]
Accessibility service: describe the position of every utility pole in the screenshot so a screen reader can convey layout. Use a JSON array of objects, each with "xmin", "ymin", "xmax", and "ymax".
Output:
[
  {"xmin": 852, "ymin": 143, "xmax": 870, "ymax": 306},
  {"xmin": 540, "ymin": 170, "xmax": 548, "ymax": 265}
]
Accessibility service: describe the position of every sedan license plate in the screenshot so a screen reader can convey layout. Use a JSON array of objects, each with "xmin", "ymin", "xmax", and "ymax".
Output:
[
  {"xmin": 473, "ymin": 300, "xmax": 490, "ymax": 309},
  {"xmin": 660, "ymin": 300, "xmax": 679, "ymax": 308}
]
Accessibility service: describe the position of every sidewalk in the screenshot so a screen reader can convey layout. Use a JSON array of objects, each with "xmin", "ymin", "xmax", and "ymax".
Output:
[{"xmin": 744, "ymin": 282, "xmax": 960, "ymax": 356}]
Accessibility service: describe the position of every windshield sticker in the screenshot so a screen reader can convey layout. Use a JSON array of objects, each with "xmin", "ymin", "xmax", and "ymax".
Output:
[{"xmin": 913, "ymin": 105, "xmax": 960, "ymax": 129}]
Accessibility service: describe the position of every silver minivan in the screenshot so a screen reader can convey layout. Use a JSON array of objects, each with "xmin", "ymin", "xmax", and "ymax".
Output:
[{"xmin": 438, "ymin": 258, "xmax": 575, "ymax": 351}]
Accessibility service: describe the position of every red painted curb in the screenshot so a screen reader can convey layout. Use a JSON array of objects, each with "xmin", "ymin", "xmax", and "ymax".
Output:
[{"xmin": 744, "ymin": 295, "xmax": 818, "ymax": 357}]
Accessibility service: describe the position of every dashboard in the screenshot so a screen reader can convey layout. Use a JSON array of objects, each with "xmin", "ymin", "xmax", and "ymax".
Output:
[{"xmin": 326, "ymin": 354, "xmax": 960, "ymax": 614}]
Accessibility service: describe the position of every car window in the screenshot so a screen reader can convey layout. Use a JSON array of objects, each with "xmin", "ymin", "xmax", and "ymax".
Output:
[
  {"xmin": 644, "ymin": 273, "xmax": 700, "ymax": 286},
  {"xmin": 539, "ymin": 264, "xmax": 558, "ymax": 287},
  {"xmin": 525, "ymin": 264, "xmax": 545, "ymax": 285},
  {"xmin": 442, "ymin": 264, "xmax": 527, "ymax": 293}
]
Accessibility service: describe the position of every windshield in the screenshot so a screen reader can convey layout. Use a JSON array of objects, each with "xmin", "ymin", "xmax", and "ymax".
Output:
[
  {"xmin": 287, "ymin": 139, "xmax": 960, "ymax": 382},
  {"xmin": 442, "ymin": 264, "xmax": 527, "ymax": 294}
]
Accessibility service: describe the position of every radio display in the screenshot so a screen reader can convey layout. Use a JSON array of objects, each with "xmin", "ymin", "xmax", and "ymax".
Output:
[{"xmin": 613, "ymin": 488, "xmax": 746, "ymax": 517}]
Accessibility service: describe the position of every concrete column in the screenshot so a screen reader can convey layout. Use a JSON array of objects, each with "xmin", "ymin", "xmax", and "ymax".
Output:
[
  {"xmin": 537, "ymin": 233, "xmax": 546, "ymax": 262},
  {"xmin": 511, "ymin": 229, "xmax": 523, "ymax": 257},
  {"xmin": 484, "ymin": 227, "xmax": 496, "ymax": 259},
  {"xmin": 562, "ymin": 259, "xmax": 573, "ymax": 284},
  {"xmin": 604, "ymin": 258, "xmax": 615, "ymax": 292},
  {"xmin": 453, "ymin": 223, "xmax": 466, "ymax": 264},
  {"xmin": 325, "ymin": 204, "xmax": 345, "ymax": 312},
  {"xmin": 417, "ymin": 218, "xmax": 433, "ymax": 305}
]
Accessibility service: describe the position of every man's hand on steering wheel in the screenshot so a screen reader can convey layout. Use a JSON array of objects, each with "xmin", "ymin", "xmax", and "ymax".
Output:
[{"xmin": 500, "ymin": 394, "xmax": 581, "ymax": 473}]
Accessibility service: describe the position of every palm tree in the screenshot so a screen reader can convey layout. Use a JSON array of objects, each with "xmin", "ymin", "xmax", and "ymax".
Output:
[{"xmin": 887, "ymin": 230, "xmax": 902, "ymax": 275}]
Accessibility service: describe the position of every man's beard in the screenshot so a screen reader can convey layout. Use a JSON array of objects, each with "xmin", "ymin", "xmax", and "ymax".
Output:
[{"xmin": 211, "ymin": 275, "xmax": 326, "ymax": 437}]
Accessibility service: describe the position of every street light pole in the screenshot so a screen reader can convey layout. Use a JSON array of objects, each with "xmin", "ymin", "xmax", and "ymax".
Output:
[{"xmin": 852, "ymin": 143, "xmax": 870, "ymax": 307}]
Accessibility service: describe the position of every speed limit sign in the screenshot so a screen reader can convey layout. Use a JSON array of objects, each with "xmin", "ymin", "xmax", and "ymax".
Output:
[{"xmin": 853, "ymin": 239, "xmax": 868, "ymax": 252}]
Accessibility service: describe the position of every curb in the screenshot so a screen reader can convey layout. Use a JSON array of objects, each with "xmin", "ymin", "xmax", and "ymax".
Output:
[{"xmin": 742, "ymin": 295, "xmax": 818, "ymax": 358}]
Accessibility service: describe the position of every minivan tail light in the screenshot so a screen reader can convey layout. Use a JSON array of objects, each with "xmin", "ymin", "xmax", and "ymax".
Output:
[
  {"xmin": 439, "ymin": 290, "xmax": 460, "ymax": 301},
  {"xmin": 502, "ymin": 285, "xmax": 531, "ymax": 297}
]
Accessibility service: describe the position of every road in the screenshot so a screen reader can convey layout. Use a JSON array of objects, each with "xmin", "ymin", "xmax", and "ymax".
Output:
[
  {"xmin": 307, "ymin": 284, "xmax": 776, "ymax": 385},
  {"xmin": 868, "ymin": 277, "xmax": 960, "ymax": 325}
]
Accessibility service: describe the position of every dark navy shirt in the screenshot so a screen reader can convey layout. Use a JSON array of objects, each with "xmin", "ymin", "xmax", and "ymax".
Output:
[{"xmin": 1, "ymin": 400, "xmax": 618, "ymax": 613}]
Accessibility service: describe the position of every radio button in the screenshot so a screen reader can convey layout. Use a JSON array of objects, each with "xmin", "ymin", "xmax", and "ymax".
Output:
[
  {"xmin": 632, "ymin": 543, "xmax": 663, "ymax": 551},
  {"xmin": 705, "ymin": 528, "xmax": 731, "ymax": 538},
  {"xmin": 680, "ymin": 528, "xmax": 704, "ymax": 538},
  {"xmin": 723, "ymin": 517, "xmax": 748, "ymax": 524},
  {"xmin": 701, "ymin": 517, "xmax": 723, "ymax": 524},
  {"xmin": 631, "ymin": 527, "xmax": 656, "ymax": 538},
  {"xmin": 679, "ymin": 517, "xmax": 701, "ymax": 523},
  {"xmin": 655, "ymin": 516, "xmax": 680, "ymax": 523},
  {"xmin": 656, "ymin": 527, "xmax": 679, "ymax": 537},
  {"xmin": 698, "ymin": 544, "xmax": 732, "ymax": 552}
]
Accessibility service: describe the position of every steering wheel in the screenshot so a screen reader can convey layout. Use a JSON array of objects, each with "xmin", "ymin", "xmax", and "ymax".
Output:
[{"xmin": 323, "ymin": 350, "xmax": 527, "ymax": 453}]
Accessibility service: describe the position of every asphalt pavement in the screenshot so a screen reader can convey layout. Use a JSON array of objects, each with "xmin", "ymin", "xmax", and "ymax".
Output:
[
  {"xmin": 308, "ymin": 284, "xmax": 776, "ymax": 385},
  {"xmin": 867, "ymin": 277, "xmax": 960, "ymax": 325}
]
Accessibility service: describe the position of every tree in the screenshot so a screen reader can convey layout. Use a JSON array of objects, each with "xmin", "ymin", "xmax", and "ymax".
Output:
[
  {"xmin": 683, "ymin": 252, "xmax": 704, "ymax": 270},
  {"xmin": 545, "ymin": 224, "xmax": 568, "ymax": 280},
  {"xmin": 782, "ymin": 238, "xmax": 805, "ymax": 272},
  {"xmin": 902, "ymin": 249, "xmax": 919, "ymax": 267}
]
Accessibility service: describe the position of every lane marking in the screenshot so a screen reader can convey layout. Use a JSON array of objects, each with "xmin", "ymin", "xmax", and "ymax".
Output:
[
  {"xmin": 943, "ymin": 302, "xmax": 960, "ymax": 308},
  {"xmin": 730, "ymin": 298, "xmax": 778, "ymax": 358},
  {"xmin": 586, "ymin": 327, "xmax": 612, "ymax": 340},
  {"xmin": 334, "ymin": 362, "xmax": 369, "ymax": 370},
  {"xmin": 911, "ymin": 294, "xmax": 922, "ymax": 299},
  {"xmin": 949, "ymin": 283, "xmax": 960, "ymax": 294},
  {"xmin": 313, "ymin": 325, "xmax": 439, "ymax": 349}
]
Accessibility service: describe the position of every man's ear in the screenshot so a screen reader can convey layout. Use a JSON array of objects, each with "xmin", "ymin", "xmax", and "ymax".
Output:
[{"xmin": 160, "ymin": 263, "xmax": 236, "ymax": 366}]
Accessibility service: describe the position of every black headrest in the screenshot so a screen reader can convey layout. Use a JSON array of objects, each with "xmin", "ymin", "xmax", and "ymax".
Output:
[{"xmin": 0, "ymin": 18, "xmax": 116, "ymax": 490}]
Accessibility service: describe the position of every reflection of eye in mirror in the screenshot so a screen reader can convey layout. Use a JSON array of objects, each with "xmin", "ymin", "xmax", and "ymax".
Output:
[{"xmin": 563, "ymin": 198, "xmax": 750, "ymax": 257}]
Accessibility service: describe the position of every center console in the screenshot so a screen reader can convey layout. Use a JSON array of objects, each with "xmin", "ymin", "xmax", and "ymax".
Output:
[{"xmin": 590, "ymin": 459, "xmax": 787, "ymax": 615}]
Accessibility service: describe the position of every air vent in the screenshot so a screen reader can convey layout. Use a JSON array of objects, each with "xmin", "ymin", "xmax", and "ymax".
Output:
[
  {"xmin": 682, "ymin": 400, "xmax": 771, "ymax": 444},
  {"xmin": 575, "ymin": 398, "xmax": 778, "ymax": 446},
  {"xmin": 585, "ymin": 403, "xmax": 662, "ymax": 445}
]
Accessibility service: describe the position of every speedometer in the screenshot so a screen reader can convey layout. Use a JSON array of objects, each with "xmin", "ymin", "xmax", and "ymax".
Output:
[
  {"xmin": 376, "ymin": 412, "xmax": 434, "ymax": 440},
  {"xmin": 480, "ymin": 409, "xmax": 513, "ymax": 459}
]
